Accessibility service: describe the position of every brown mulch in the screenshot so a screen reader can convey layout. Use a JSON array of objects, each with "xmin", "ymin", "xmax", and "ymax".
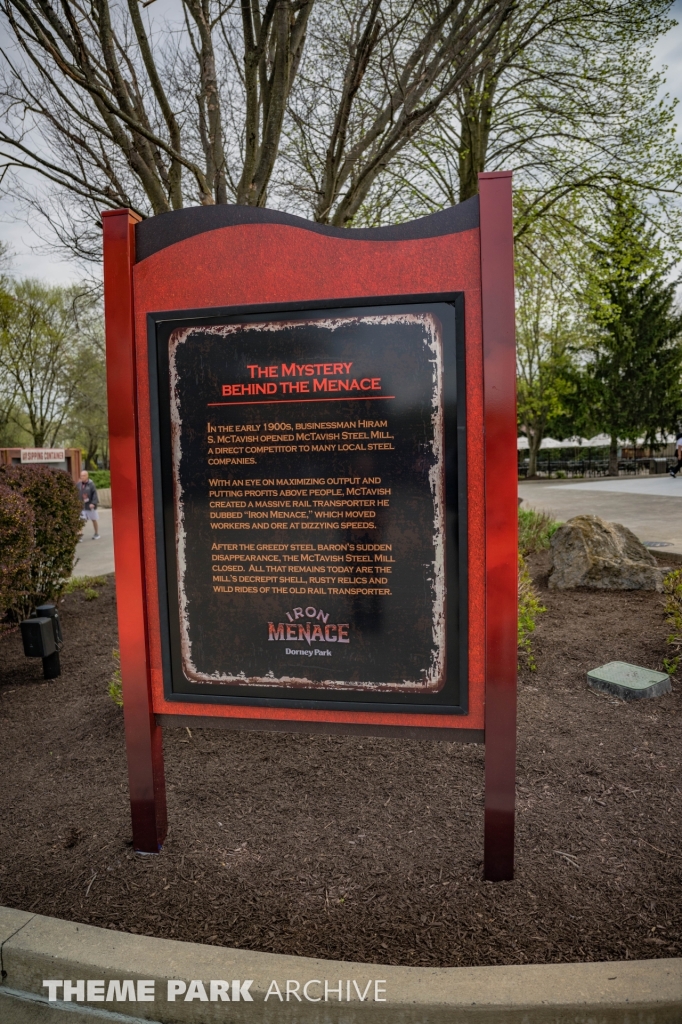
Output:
[{"xmin": 1, "ymin": 554, "xmax": 680, "ymax": 968}]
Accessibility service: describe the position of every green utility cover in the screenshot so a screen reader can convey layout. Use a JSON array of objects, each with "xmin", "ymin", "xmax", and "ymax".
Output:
[{"xmin": 587, "ymin": 661, "xmax": 671, "ymax": 701}]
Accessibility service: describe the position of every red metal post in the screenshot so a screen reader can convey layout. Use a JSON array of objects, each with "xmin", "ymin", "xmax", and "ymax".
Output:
[
  {"xmin": 103, "ymin": 209, "xmax": 167, "ymax": 853},
  {"xmin": 479, "ymin": 172, "xmax": 517, "ymax": 881}
]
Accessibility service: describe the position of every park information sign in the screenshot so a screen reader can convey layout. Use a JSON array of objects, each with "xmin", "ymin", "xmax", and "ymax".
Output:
[
  {"xmin": 157, "ymin": 302, "xmax": 465, "ymax": 710},
  {"xmin": 103, "ymin": 173, "xmax": 517, "ymax": 880}
]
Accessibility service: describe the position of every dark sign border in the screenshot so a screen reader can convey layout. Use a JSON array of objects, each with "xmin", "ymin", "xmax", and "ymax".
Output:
[{"xmin": 147, "ymin": 293, "xmax": 468, "ymax": 715}]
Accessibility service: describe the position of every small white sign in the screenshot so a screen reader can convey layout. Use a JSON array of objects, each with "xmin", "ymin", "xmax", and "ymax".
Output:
[{"xmin": 20, "ymin": 448, "xmax": 66, "ymax": 464}]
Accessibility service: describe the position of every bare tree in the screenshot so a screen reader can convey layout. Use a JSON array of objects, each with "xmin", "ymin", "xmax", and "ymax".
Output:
[
  {"xmin": 0, "ymin": 0, "xmax": 514, "ymax": 257},
  {"xmin": 0, "ymin": 0, "xmax": 318, "ymax": 256},
  {"xmin": 283, "ymin": 0, "xmax": 514, "ymax": 225},
  {"xmin": 3, "ymin": 0, "xmax": 674, "ymax": 256},
  {"xmin": 236, "ymin": 0, "xmax": 313, "ymax": 204},
  {"xmin": 0, "ymin": 373, "xmax": 20, "ymax": 446}
]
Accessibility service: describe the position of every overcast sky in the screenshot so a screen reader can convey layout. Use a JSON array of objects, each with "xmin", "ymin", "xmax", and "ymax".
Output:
[{"xmin": 1, "ymin": 2, "xmax": 681, "ymax": 285}]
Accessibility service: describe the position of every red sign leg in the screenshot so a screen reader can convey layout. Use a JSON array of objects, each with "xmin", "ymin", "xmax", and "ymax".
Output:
[
  {"xmin": 103, "ymin": 209, "xmax": 167, "ymax": 853},
  {"xmin": 479, "ymin": 173, "xmax": 517, "ymax": 881}
]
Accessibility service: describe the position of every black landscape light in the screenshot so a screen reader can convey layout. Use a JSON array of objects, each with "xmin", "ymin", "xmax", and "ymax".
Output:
[{"xmin": 20, "ymin": 602, "xmax": 63, "ymax": 679}]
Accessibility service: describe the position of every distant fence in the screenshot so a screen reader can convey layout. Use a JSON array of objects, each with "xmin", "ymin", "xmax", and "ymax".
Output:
[{"xmin": 518, "ymin": 456, "xmax": 674, "ymax": 479}]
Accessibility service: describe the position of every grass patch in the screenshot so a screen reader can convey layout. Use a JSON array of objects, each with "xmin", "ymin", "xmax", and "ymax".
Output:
[
  {"xmin": 63, "ymin": 575, "xmax": 108, "ymax": 600},
  {"xmin": 663, "ymin": 568, "xmax": 682, "ymax": 676},
  {"xmin": 108, "ymin": 649, "xmax": 123, "ymax": 707},
  {"xmin": 517, "ymin": 510, "xmax": 557, "ymax": 667},
  {"xmin": 518, "ymin": 507, "xmax": 561, "ymax": 556},
  {"xmin": 518, "ymin": 554, "xmax": 546, "ymax": 670}
]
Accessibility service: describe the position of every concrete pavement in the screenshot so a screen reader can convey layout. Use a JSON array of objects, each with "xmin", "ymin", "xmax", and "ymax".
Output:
[
  {"xmin": 519, "ymin": 477, "xmax": 682, "ymax": 555},
  {"xmin": 1, "ymin": 907, "xmax": 680, "ymax": 1023},
  {"xmin": 71, "ymin": 508, "xmax": 115, "ymax": 578},
  {"xmin": 68, "ymin": 479, "xmax": 682, "ymax": 578}
]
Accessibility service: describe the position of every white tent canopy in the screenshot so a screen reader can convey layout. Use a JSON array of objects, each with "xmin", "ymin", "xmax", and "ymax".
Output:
[
  {"xmin": 581, "ymin": 434, "xmax": 612, "ymax": 447},
  {"xmin": 517, "ymin": 436, "xmax": 586, "ymax": 451},
  {"xmin": 517, "ymin": 433, "xmax": 674, "ymax": 451}
]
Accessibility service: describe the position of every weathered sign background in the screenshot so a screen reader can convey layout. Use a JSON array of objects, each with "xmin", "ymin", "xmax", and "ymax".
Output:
[{"xmin": 159, "ymin": 306, "xmax": 460, "ymax": 707}]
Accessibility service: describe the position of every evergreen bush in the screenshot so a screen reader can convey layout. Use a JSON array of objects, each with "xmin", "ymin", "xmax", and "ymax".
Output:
[{"xmin": 0, "ymin": 465, "xmax": 81, "ymax": 617}]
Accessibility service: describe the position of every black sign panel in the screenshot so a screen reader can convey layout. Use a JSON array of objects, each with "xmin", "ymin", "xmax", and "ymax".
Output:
[{"xmin": 152, "ymin": 300, "xmax": 466, "ymax": 713}]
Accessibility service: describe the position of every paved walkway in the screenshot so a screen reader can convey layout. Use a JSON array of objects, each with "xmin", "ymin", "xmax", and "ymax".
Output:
[
  {"xmin": 70, "ymin": 478, "xmax": 682, "ymax": 576},
  {"xmin": 71, "ymin": 508, "xmax": 115, "ymax": 577},
  {"xmin": 519, "ymin": 477, "xmax": 682, "ymax": 555}
]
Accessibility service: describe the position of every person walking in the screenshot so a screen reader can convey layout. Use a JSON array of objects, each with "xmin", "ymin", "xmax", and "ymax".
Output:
[
  {"xmin": 669, "ymin": 433, "xmax": 682, "ymax": 478},
  {"xmin": 78, "ymin": 469, "xmax": 100, "ymax": 539}
]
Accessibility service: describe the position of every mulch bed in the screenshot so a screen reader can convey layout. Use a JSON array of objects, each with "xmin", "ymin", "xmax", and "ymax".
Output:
[{"xmin": 1, "ymin": 554, "xmax": 680, "ymax": 968}]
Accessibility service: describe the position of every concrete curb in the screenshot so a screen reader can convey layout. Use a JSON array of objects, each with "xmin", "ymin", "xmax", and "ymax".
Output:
[{"xmin": 1, "ymin": 907, "xmax": 681, "ymax": 1023}]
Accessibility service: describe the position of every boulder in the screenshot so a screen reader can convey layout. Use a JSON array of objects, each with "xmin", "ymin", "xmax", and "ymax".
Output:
[{"xmin": 548, "ymin": 514, "xmax": 663, "ymax": 591}]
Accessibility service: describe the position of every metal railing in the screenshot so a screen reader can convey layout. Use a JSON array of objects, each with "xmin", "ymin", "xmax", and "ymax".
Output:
[{"xmin": 518, "ymin": 456, "xmax": 673, "ymax": 479}]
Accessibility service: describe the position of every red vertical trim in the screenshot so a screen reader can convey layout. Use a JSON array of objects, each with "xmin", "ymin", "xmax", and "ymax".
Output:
[
  {"xmin": 479, "ymin": 172, "xmax": 517, "ymax": 881},
  {"xmin": 103, "ymin": 209, "xmax": 167, "ymax": 853}
]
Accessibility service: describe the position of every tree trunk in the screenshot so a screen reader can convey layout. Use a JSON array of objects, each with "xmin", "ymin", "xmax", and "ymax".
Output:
[
  {"xmin": 528, "ymin": 437, "xmax": 540, "ymax": 478},
  {"xmin": 608, "ymin": 435, "xmax": 619, "ymax": 476},
  {"xmin": 457, "ymin": 72, "xmax": 497, "ymax": 202},
  {"xmin": 85, "ymin": 440, "xmax": 99, "ymax": 469},
  {"xmin": 30, "ymin": 415, "xmax": 44, "ymax": 448}
]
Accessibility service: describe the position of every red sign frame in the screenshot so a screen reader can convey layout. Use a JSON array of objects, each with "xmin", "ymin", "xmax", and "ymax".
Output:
[{"xmin": 103, "ymin": 172, "xmax": 517, "ymax": 880}]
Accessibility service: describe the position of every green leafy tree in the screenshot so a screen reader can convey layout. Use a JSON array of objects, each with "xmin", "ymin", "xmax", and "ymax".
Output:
[
  {"xmin": 0, "ymin": 243, "xmax": 23, "ymax": 446},
  {"xmin": 63, "ymin": 286, "xmax": 108, "ymax": 468},
  {"xmin": 515, "ymin": 208, "xmax": 583, "ymax": 476},
  {"xmin": 580, "ymin": 190, "xmax": 682, "ymax": 474},
  {"xmin": 361, "ymin": 0, "xmax": 681, "ymax": 240},
  {"xmin": 0, "ymin": 276, "xmax": 108, "ymax": 459},
  {"xmin": 67, "ymin": 345, "xmax": 108, "ymax": 469},
  {"xmin": 0, "ymin": 280, "xmax": 81, "ymax": 446},
  {"xmin": 0, "ymin": 296, "xmax": 21, "ymax": 446}
]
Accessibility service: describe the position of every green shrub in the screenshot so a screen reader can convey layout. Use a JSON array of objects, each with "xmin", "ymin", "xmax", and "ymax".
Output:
[
  {"xmin": 0, "ymin": 484, "xmax": 35, "ymax": 620},
  {"xmin": 109, "ymin": 649, "xmax": 123, "ymax": 707},
  {"xmin": 0, "ymin": 465, "xmax": 81, "ymax": 617},
  {"xmin": 518, "ymin": 553, "xmax": 545, "ymax": 670},
  {"xmin": 89, "ymin": 470, "xmax": 110, "ymax": 489},
  {"xmin": 518, "ymin": 507, "xmax": 561, "ymax": 556},
  {"xmin": 663, "ymin": 568, "xmax": 682, "ymax": 676}
]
